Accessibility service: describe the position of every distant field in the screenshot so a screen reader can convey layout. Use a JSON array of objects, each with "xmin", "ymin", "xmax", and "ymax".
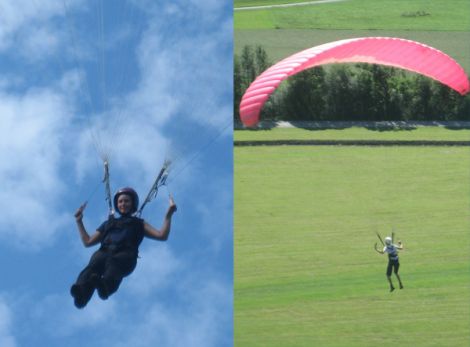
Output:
[
  {"xmin": 234, "ymin": 0, "xmax": 470, "ymax": 72},
  {"xmin": 234, "ymin": 0, "xmax": 470, "ymax": 30},
  {"xmin": 235, "ymin": 144, "xmax": 470, "ymax": 346},
  {"xmin": 234, "ymin": 126, "xmax": 470, "ymax": 142}
]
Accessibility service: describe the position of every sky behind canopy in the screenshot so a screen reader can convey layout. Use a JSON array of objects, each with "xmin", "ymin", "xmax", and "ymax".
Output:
[{"xmin": 0, "ymin": 1, "xmax": 233, "ymax": 346}]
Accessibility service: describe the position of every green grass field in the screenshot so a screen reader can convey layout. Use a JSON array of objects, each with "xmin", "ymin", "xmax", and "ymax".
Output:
[
  {"xmin": 235, "ymin": 126, "xmax": 470, "ymax": 142},
  {"xmin": 234, "ymin": 0, "xmax": 470, "ymax": 72},
  {"xmin": 235, "ymin": 140, "xmax": 470, "ymax": 346},
  {"xmin": 234, "ymin": 0, "xmax": 470, "ymax": 30}
]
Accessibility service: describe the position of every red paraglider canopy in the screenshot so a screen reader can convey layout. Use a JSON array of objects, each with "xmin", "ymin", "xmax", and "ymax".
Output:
[{"xmin": 239, "ymin": 37, "xmax": 470, "ymax": 127}]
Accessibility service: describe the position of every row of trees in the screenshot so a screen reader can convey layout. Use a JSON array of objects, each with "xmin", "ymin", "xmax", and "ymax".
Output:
[{"xmin": 234, "ymin": 45, "xmax": 470, "ymax": 123}]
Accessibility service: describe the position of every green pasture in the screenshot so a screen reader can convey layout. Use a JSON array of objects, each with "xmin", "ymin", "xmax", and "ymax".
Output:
[
  {"xmin": 234, "ymin": 0, "xmax": 470, "ymax": 30},
  {"xmin": 234, "ymin": 0, "xmax": 470, "ymax": 72},
  {"xmin": 234, "ymin": 126, "xmax": 470, "ymax": 142},
  {"xmin": 234, "ymin": 143, "xmax": 470, "ymax": 346}
]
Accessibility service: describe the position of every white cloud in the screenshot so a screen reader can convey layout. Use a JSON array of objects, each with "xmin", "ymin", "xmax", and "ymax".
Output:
[
  {"xmin": 23, "ymin": 261, "xmax": 231, "ymax": 346},
  {"xmin": 61, "ymin": 0, "xmax": 233, "ymax": 192},
  {"xmin": 0, "ymin": 297, "xmax": 17, "ymax": 347},
  {"xmin": 96, "ymin": 6, "xmax": 234, "ymax": 206},
  {"xmin": 20, "ymin": 25, "xmax": 61, "ymax": 61},
  {"xmin": 137, "ymin": 27, "xmax": 231, "ymax": 127},
  {"xmin": 71, "ymin": 107, "xmax": 171, "ymax": 196},
  {"xmin": 125, "ymin": 245, "xmax": 182, "ymax": 297},
  {"xmin": 0, "ymin": 89, "xmax": 70, "ymax": 248},
  {"xmin": 112, "ymin": 278, "xmax": 232, "ymax": 347},
  {"xmin": 0, "ymin": 0, "xmax": 69, "ymax": 52},
  {"xmin": 31, "ymin": 293, "xmax": 117, "ymax": 338},
  {"xmin": 67, "ymin": 12, "xmax": 234, "ymax": 196}
]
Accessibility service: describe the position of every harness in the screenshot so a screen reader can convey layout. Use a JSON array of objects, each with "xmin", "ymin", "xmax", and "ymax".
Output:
[
  {"xmin": 100, "ymin": 215, "xmax": 144, "ymax": 253},
  {"xmin": 386, "ymin": 245, "xmax": 399, "ymax": 261}
]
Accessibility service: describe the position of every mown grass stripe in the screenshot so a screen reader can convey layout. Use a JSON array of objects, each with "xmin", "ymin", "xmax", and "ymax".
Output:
[{"xmin": 235, "ymin": 139, "xmax": 470, "ymax": 146}]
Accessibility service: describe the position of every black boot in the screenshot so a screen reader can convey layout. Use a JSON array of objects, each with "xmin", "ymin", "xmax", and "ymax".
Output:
[
  {"xmin": 88, "ymin": 273, "xmax": 109, "ymax": 300},
  {"xmin": 70, "ymin": 284, "xmax": 87, "ymax": 309},
  {"xmin": 96, "ymin": 279, "xmax": 110, "ymax": 300}
]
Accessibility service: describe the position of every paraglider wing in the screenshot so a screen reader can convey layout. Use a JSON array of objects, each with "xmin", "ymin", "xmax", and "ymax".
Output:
[{"xmin": 239, "ymin": 37, "xmax": 470, "ymax": 127}]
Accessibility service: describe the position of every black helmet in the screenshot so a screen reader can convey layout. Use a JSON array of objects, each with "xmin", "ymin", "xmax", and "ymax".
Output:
[{"xmin": 113, "ymin": 187, "xmax": 139, "ymax": 214}]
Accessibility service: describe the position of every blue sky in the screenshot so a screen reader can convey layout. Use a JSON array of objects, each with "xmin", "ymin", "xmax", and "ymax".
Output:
[{"xmin": 0, "ymin": 1, "xmax": 233, "ymax": 346}]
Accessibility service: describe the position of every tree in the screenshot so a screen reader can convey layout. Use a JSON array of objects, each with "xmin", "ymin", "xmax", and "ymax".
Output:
[
  {"xmin": 234, "ymin": 43, "xmax": 470, "ymax": 123},
  {"xmin": 235, "ymin": 45, "xmax": 272, "ymax": 122},
  {"xmin": 410, "ymin": 76, "xmax": 433, "ymax": 120},
  {"xmin": 283, "ymin": 68, "xmax": 326, "ymax": 120},
  {"xmin": 323, "ymin": 65, "xmax": 355, "ymax": 120},
  {"xmin": 234, "ymin": 54, "xmax": 243, "ymax": 122}
]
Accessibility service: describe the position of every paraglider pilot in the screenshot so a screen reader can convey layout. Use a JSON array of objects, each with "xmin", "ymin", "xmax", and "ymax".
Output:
[
  {"xmin": 70, "ymin": 187, "xmax": 177, "ymax": 308},
  {"xmin": 375, "ymin": 236, "xmax": 404, "ymax": 292}
]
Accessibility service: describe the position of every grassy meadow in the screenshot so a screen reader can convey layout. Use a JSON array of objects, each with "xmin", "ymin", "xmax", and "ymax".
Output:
[
  {"xmin": 234, "ymin": 0, "xmax": 470, "ymax": 30},
  {"xmin": 235, "ymin": 140, "xmax": 470, "ymax": 346},
  {"xmin": 234, "ymin": 126, "xmax": 470, "ymax": 142}
]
